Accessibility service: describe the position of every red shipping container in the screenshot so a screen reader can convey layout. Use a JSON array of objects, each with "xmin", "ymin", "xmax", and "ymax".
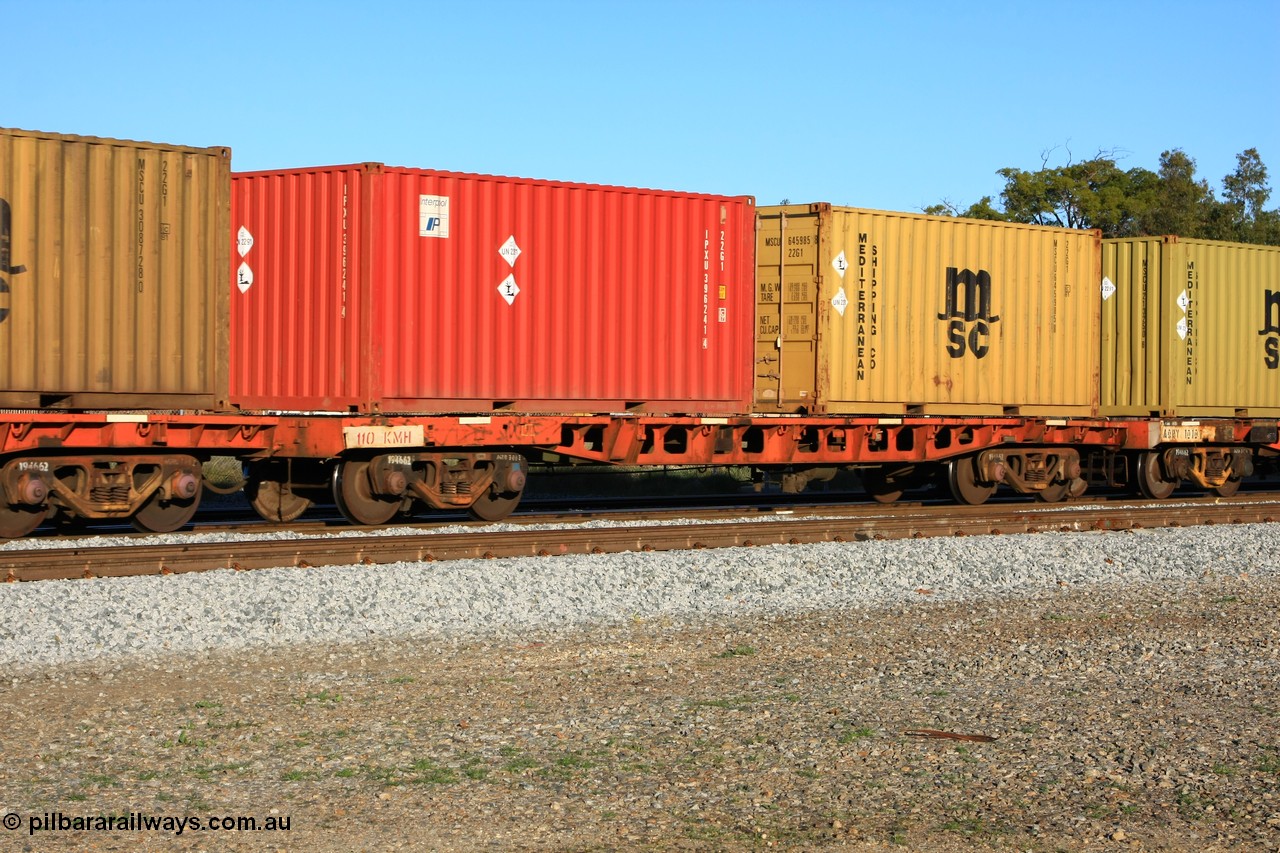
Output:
[{"xmin": 230, "ymin": 163, "xmax": 755, "ymax": 414}]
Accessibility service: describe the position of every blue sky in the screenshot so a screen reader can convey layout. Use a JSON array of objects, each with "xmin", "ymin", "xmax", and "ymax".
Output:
[{"xmin": 8, "ymin": 0, "xmax": 1278, "ymax": 213}]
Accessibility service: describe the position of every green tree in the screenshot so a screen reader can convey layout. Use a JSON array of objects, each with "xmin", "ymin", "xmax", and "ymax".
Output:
[
  {"xmin": 929, "ymin": 146, "xmax": 1280, "ymax": 246},
  {"xmin": 1136, "ymin": 149, "xmax": 1213, "ymax": 237}
]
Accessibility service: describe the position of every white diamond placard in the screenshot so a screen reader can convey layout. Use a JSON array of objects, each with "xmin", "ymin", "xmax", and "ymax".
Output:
[
  {"xmin": 498, "ymin": 274, "xmax": 520, "ymax": 305},
  {"xmin": 237, "ymin": 226, "xmax": 254, "ymax": 258},
  {"xmin": 1177, "ymin": 290, "xmax": 1190, "ymax": 312},
  {"xmin": 832, "ymin": 251, "xmax": 848, "ymax": 278},
  {"xmin": 499, "ymin": 235, "xmax": 521, "ymax": 267},
  {"xmin": 1176, "ymin": 316, "xmax": 1188, "ymax": 340},
  {"xmin": 236, "ymin": 261, "xmax": 254, "ymax": 294},
  {"xmin": 831, "ymin": 287, "xmax": 849, "ymax": 317},
  {"xmin": 1101, "ymin": 276, "xmax": 1116, "ymax": 301}
]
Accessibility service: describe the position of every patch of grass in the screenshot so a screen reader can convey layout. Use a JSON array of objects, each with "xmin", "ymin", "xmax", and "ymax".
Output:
[
  {"xmin": 1176, "ymin": 791, "xmax": 1207, "ymax": 819},
  {"xmin": 1212, "ymin": 595, "xmax": 1239, "ymax": 604},
  {"xmin": 715, "ymin": 645, "xmax": 757, "ymax": 659},
  {"xmin": 1041, "ymin": 612, "xmax": 1069, "ymax": 622},
  {"xmin": 838, "ymin": 726, "xmax": 876, "ymax": 744},
  {"xmin": 164, "ymin": 726, "xmax": 209, "ymax": 751},
  {"xmin": 1211, "ymin": 763, "xmax": 1237, "ymax": 777},
  {"xmin": 193, "ymin": 700, "xmax": 223, "ymax": 710},
  {"xmin": 296, "ymin": 689, "xmax": 342, "ymax": 705},
  {"xmin": 190, "ymin": 762, "xmax": 248, "ymax": 780},
  {"xmin": 361, "ymin": 765, "xmax": 401, "ymax": 786},
  {"xmin": 1258, "ymin": 747, "xmax": 1280, "ymax": 774},
  {"xmin": 83, "ymin": 773, "xmax": 118, "ymax": 787},
  {"xmin": 939, "ymin": 816, "xmax": 997, "ymax": 837},
  {"xmin": 502, "ymin": 755, "xmax": 540, "ymax": 774},
  {"xmin": 409, "ymin": 759, "xmax": 458, "ymax": 785},
  {"xmin": 280, "ymin": 769, "xmax": 320, "ymax": 782},
  {"xmin": 388, "ymin": 676, "xmax": 415, "ymax": 684},
  {"xmin": 555, "ymin": 751, "xmax": 595, "ymax": 771},
  {"xmin": 686, "ymin": 696, "xmax": 757, "ymax": 711},
  {"xmin": 334, "ymin": 768, "xmax": 357, "ymax": 778}
]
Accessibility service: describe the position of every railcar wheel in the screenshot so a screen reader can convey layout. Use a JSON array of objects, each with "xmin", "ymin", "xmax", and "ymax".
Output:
[
  {"xmin": 332, "ymin": 460, "xmax": 401, "ymax": 526},
  {"xmin": 132, "ymin": 480, "xmax": 203, "ymax": 533},
  {"xmin": 1212, "ymin": 477, "xmax": 1242, "ymax": 498},
  {"xmin": 1135, "ymin": 452, "xmax": 1177, "ymax": 500},
  {"xmin": 247, "ymin": 476, "xmax": 313, "ymax": 523},
  {"xmin": 469, "ymin": 488, "xmax": 523, "ymax": 522},
  {"xmin": 0, "ymin": 503, "xmax": 45, "ymax": 539},
  {"xmin": 1035, "ymin": 481, "xmax": 1070, "ymax": 503},
  {"xmin": 862, "ymin": 466, "xmax": 907, "ymax": 504},
  {"xmin": 947, "ymin": 456, "xmax": 995, "ymax": 505}
]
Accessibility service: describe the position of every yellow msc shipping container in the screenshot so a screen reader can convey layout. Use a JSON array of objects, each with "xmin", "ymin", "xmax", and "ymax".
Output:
[
  {"xmin": 755, "ymin": 204, "xmax": 1101, "ymax": 415},
  {"xmin": 0, "ymin": 128, "xmax": 230, "ymax": 409},
  {"xmin": 1102, "ymin": 236, "xmax": 1280, "ymax": 417}
]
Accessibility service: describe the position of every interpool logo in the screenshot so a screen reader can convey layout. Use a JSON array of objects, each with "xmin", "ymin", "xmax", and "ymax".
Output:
[{"xmin": 0, "ymin": 197, "xmax": 28, "ymax": 324}]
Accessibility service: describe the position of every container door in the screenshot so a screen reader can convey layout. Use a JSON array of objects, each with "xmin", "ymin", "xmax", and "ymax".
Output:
[{"xmin": 755, "ymin": 210, "xmax": 819, "ymax": 411}]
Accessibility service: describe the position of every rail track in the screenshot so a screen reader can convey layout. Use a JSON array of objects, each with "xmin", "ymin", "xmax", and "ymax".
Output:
[{"xmin": 3, "ymin": 493, "xmax": 1277, "ymax": 583}]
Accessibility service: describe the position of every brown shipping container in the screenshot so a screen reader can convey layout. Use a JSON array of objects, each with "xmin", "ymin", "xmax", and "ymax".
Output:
[
  {"xmin": 1102, "ymin": 236, "xmax": 1280, "ymax": 416},
  {"xmin": 0, "ymin": 128, "xmax": 230, "ymax": 409},
  {"xmin": 230, "ymin": 164, "xmax": 755, "ymax": 414},
  {"xmin": 755, "ymin": 204, "xmax": 1101, "ymax": 415}
]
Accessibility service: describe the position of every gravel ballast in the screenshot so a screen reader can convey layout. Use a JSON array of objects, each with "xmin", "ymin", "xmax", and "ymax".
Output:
[
  {"xmin": 0, "ymin": 523, "xmax": 1275, "ymax": 669},
  {"xmin": 1, "ymin": 524, "xmax": 1279, "ymax": 851}
]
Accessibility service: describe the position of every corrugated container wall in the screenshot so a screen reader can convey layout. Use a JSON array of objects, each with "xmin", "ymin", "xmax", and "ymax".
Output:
[
  {"xmin": 1102, "ymin": 236, "xmax": 1280, "ymax": 416},
  {"xmin": 0, "ymin": 128, "xmax": 231, "ymax": 408},
  {"xmin": 755, "ymin": 204, "xmax": 1101, "ymax": 415},
  {"xmin": 230, "ymin": 164, "xmax": 756, "ymax": 414}
]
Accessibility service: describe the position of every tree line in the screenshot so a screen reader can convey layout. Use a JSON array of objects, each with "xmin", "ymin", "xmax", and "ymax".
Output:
[{"xmin": 924, "ymin": 147, "xmax": 1280, "ymax": 246}]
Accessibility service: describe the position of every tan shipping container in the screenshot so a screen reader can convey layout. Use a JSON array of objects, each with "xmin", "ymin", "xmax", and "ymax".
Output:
[
  {"xmin": 0, "ymin": 128, "xmax": 230, "ymax": 409},
  {"xmin": 1102, "ymin": 236, "xmax": 1280, "ymax": 416},
  {"xmin": 755, "ymin": 204, "xmax": 1101, "ymax": 415}
]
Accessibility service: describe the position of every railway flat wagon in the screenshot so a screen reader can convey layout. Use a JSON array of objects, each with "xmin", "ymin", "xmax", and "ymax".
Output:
[
  {"xmin": 0, "ymin": 127, "xmax": 231, "ymax": 409},
  {"xmin": 229, "ymin": 163, "xmax": 756, "ymax": 415},
  {"xmin": 755, "ymin": 204, "xmax": 1102, "ymax": 416}
]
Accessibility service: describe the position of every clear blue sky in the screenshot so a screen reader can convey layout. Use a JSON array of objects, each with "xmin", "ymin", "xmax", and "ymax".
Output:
[{"xmin": 8, "ymin": 0, "xmax": 1278, "ymax": 213}]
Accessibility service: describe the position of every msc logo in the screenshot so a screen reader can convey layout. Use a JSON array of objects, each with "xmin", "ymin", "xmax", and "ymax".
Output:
[
  {"xmin": 938, "ymin": 267, "xmax": 1000, "ymax": 359},
  {"xmin": 1260, "ymin": 290, "xmax": 1280, "ymax": 369},
  {"xmin": 0, "ymin": 197, "xmax": 27, "ymax": 324}
]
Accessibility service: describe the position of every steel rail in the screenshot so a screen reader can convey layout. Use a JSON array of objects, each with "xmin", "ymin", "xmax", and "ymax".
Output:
[{"xmin": 3, "ymin": 496, "xmax": 1276, "ymax": 583}]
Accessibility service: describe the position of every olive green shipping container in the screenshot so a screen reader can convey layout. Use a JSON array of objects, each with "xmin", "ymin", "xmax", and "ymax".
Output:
[
  {"xmin": 0, "ymin": 128, "xmax": 230, "ymax": 409},
  {"xmin": 1101, "ymin": 236, "xmax": 1280, "ymax": 416},
  {"xmin": 755, "ymin": 204, "xmax": 1101, "ymax": 415}
]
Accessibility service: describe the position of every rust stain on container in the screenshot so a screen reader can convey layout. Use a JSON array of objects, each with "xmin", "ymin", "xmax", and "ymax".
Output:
[
  {"xmin": 1102, "ymin": 236, "xmax": 1280, "ymax": 416},
  {"xmin": 755, "ymin": 204, "xmax": 1101, "ymax": 415},
  {"xmin": 230, "ymin": 164, "xmax": 756, "ymax": 414},
  {"xmin": 0, "ymin": 127, "xmax": 231, "ymax": 409}
]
